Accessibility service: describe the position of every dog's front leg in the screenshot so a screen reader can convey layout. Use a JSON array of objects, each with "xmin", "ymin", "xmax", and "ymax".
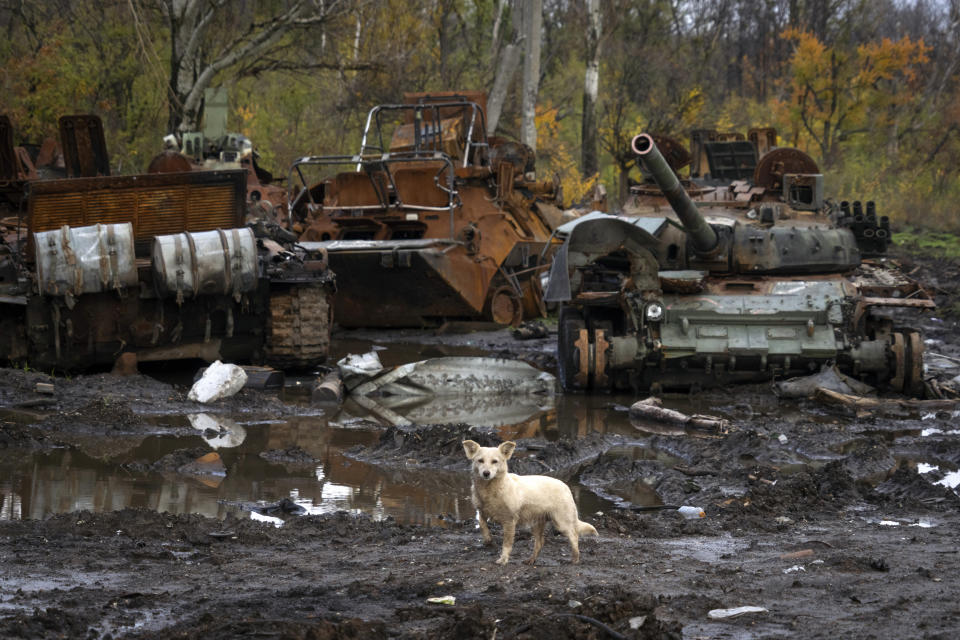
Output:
[
  {"xmin": 496, "ymin": 518, "xmax": 517, "ymax": 565},
  {"xmin": 477, "ymin": 510, "xmax": 493, "ymax": 545}
]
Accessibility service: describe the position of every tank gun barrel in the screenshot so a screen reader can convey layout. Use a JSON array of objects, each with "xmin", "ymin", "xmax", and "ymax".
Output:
[{"xmin": 632, "ymin": 133, "xmax": 718, "ymax": 254}]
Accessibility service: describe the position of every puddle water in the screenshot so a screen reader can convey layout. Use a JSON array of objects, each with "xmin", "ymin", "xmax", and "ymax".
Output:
[
  {"xmin": 917, "ymin": 462, "xmax": 960, "ymax": 489},
  {"xmin": 1, "ymin": 385, "xmax": 663, "ymax": 525}
]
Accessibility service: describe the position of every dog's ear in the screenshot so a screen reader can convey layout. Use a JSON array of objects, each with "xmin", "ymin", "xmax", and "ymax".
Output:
[
  {"xmin": 462, "ymin": 440, "xmax": 480, "ymax": 459},
  {"xmin": 498, "ymin": 441, "xmax": 516, "ymax": 460}
]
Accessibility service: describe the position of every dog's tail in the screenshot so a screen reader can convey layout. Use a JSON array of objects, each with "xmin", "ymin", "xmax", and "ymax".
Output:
[{"xmin": 577, "ymin": 521, "xmax": 598, "ymax": 537}]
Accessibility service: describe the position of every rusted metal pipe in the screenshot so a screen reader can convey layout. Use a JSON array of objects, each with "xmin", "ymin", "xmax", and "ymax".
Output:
[{"xmin": 632, "ymin": 133, "xmax": 718, "ymax": 254}]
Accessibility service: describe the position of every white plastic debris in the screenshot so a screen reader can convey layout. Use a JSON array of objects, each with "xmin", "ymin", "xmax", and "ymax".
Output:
[
  {"xmin": 337, "ymin": 351, "xmax": 384, "ymax": 377},
  {"xmin": 188, "ymin": 361, "xmax": 248, "ymax": 403},
  {"xmin": 426, "ymin": 595, "xmax": 456, "ymax": 605},
  {"xmin": 708, "ymin": 606, "xmax": 768, "ymax": 619},
  {"xmin": 783, "ymin": 565, "xmax": 806, "ymax": 574},
  {"xmin": 629, "ymin": 615, "xmax": 647, "ymax": 629},
  {"xmin": 678, "ymin": 506, "xmax": 706, "ymax": 519}
]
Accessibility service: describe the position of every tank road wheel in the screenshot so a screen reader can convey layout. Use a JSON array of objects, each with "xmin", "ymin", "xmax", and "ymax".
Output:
[
  {"xmin": 889, "ymin": 330, "xmax": 925, "ymax": 397},
  {"xmin": 889, "ymin": 333, "xmax": 905, "ymax": 392},
  {"xmin": 904, "ymin": 330, "xmax": 924, "ymax": 397},
  {"xmin": 558, "ymin": 305, "xmax": 588, "ymax": 392},
  {"xmin": 588, "ymin": 317, "xmax": 614, "ymax": 393},
  {"xmin": 485, "ymin": 285, "xmax": 524, "ymax": 327},
  {"xmin": 265, "ymin": 284, "xmax": 333, "ymax": 369}
]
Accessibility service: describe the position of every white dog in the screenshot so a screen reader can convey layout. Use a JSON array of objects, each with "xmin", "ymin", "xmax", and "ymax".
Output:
[{"xmin": 463, "ymin": 439, "xmax": 598, "ymax": 565}]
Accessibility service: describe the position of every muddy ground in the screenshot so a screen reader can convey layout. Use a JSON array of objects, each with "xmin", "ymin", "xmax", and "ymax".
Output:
[{"xmin": 2, "ymin": 253, "xmax": 960, "ymax": 639}]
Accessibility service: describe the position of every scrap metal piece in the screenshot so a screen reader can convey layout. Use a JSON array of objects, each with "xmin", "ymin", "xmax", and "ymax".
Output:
[
  {"xmin": 58, "ymin": 115, "xmax": 110, "ymax": 178},
  {"xmin": 347, "ymin": 356, "xmax": 555, "ymax": 427},
  {"xmin": 353, "ymin": 356, "xmax": 555, "ymax": 397}
]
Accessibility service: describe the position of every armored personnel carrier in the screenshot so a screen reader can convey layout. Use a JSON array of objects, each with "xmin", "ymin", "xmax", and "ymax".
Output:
[
  {"xmin": 288, "ymin": 91, "xmax": 561, "ymax": 327},
  {"xmin": 0, "ymin": 114, "xmax": 333, "ymax": 370},
  {"xmin": 547, "ymin": 131, "xmax": 932, "ymax": 395}
]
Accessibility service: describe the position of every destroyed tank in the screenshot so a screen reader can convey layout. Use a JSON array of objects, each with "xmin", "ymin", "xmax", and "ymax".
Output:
[
  {"xmin": 0, "ymin": 113, "xmax": 334, "ymax": 371},
  {"xmin": 147, "ymin": 87, "xmax": 289, "ymax": 225},
  {"xmin": 288, "ymin": 91, "xmax": 561, "ymax": 327},
  {"xmin": 546, "ymin": 131, "xmax": 933, "ymax": 395}
]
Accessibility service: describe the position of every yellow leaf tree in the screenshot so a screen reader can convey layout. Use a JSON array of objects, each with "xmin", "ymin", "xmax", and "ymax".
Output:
[{"xmin": 778, "ymin": 27, "xmax": 929, "ymax": 167}]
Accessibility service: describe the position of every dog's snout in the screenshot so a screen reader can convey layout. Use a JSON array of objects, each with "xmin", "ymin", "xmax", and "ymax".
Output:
[{"xmin": 483, "ymin": 470, "xmax": 491, "ymax": 478}]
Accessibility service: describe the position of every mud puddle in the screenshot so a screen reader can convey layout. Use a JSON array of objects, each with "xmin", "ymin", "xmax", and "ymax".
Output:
[{"xmin": 1, "ymin": 392, "xmax": 666, "ymax": 525}]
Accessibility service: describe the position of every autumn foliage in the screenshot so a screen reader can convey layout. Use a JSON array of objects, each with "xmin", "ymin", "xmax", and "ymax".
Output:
[{"xmin": 0, "ymin": 1, "xmax": 957, "ymax": 228}]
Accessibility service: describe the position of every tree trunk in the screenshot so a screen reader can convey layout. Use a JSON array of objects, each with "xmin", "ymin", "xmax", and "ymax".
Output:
[
  {"xmin": 161, "ymin": 0, "xmax": 345, "ymax": 135},
  {"xmin": 520, "ymin": 0, "xmax": 542, "ymax": 155},
  {"xmin": 580, "ymin": 0, "xmax": 601, "ymax": 177},
  {"xmin": 618, "ymin": 164, "xmax": 631, "ymax": 208},
  {"xmin": 490, "ymin": 0, "xmax": 508, "ymax": 63},
  {"xmin": 486, "ymin": 42, "xmax": 521, "ymax": 136}
]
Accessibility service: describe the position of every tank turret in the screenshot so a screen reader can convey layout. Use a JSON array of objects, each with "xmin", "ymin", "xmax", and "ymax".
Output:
[{"xmin": 631, "ymin": 134, "xmax": 863, "ymax": 275}]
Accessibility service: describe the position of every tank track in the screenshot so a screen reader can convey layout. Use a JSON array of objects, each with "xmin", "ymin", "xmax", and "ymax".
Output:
[{"xmin": 265, "ymin": 284, "xmax": 332, "ymax": 369}]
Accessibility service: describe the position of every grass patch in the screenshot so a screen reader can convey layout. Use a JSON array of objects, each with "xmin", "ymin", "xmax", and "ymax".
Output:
[{"xmin": 892, "ymin": 228, "xmax": 960, "ymax": 259}]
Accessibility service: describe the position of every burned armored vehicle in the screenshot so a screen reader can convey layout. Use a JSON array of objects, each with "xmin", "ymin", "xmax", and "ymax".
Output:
[
  {"xmin": 146, "ymin": 87, "xmax": 288, "ymax": 224},
  {"xmin": 288, "ymin": 91, "xmax": 561, "ymax": 327},
  {"xmin": 0, "ymin": 114, "xmax": 333, "ymax": 370},
  {"xmin": 547, "ymin": 131, "xmax": 932, "ymax": 395}
]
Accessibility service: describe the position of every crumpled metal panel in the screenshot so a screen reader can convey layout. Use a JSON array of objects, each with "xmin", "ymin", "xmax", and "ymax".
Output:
[
  {"xmin": 353, "ymin": 356, "xmax": 555, "ymax": 397},
  {"xmin": 347, "ymin": 356, "xmax": 555, "ymax": 427}
]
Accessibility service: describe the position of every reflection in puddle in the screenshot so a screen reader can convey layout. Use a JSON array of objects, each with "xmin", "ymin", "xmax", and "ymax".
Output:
[
  {"xmin": 874, "ymin": 518, "xmax": 936, "ymax": 528},
  {"xmin": 921, "ymin": 428, "xmax": 960, "ymax": 437},
  {"xmin": 188, "ymin": 413, "xmax": 247, "ymax": 449},
  {"xmin": 1, "ymin": 389, "xmax": 666, "ymax": 525},
  {"xmin": 917, "ymin": 462, "xmax": 960, "ymax": 489}
]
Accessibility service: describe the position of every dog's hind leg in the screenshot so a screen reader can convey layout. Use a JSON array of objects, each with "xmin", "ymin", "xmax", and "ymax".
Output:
[
  {"xmin": 496, "ymin": 518, "xmax": 517, "ymax": 565},
  {"xmin": 554, "ymin": 521, "xmax": 581, "ymax": 563},
  {"xmin": 566, "ymin": 530, "xmax": 581, "ymax": 564},
  {"xmin": 524, "ymin": 516, "xmax": 547, "ymax": 565}
]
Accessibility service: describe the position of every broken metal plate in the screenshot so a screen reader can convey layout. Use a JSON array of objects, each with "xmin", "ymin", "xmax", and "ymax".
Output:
[
  {"xmin": 373, "ymin": 393, "xmax": 554, "ymax": 428},
  {"xmin": 352, "ymin": 356, "xmax": 555, "ymax": 398}
]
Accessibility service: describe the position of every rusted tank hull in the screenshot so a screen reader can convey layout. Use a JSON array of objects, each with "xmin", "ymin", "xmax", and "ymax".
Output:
[
  {"xmin": 558, "ymin": 278, "xmax": 927, "ymax": 396},
  {"xmin": 18, "ymin": 289, "xmax": 268, "ymax": 369},
  {"xmin": 288, "ymin": 93, "xmax": 561, "ymax": 329},
  {"xmin": 303, "ymin": 239, "xmax": 544, "ymax": 327},
  {"xmin": 2, "ymin": 164, "xmax": 334, "ymax": 370},
  {"xmin": 6, "ymin": 282, "xmax": 332, "ymax": 370}
]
